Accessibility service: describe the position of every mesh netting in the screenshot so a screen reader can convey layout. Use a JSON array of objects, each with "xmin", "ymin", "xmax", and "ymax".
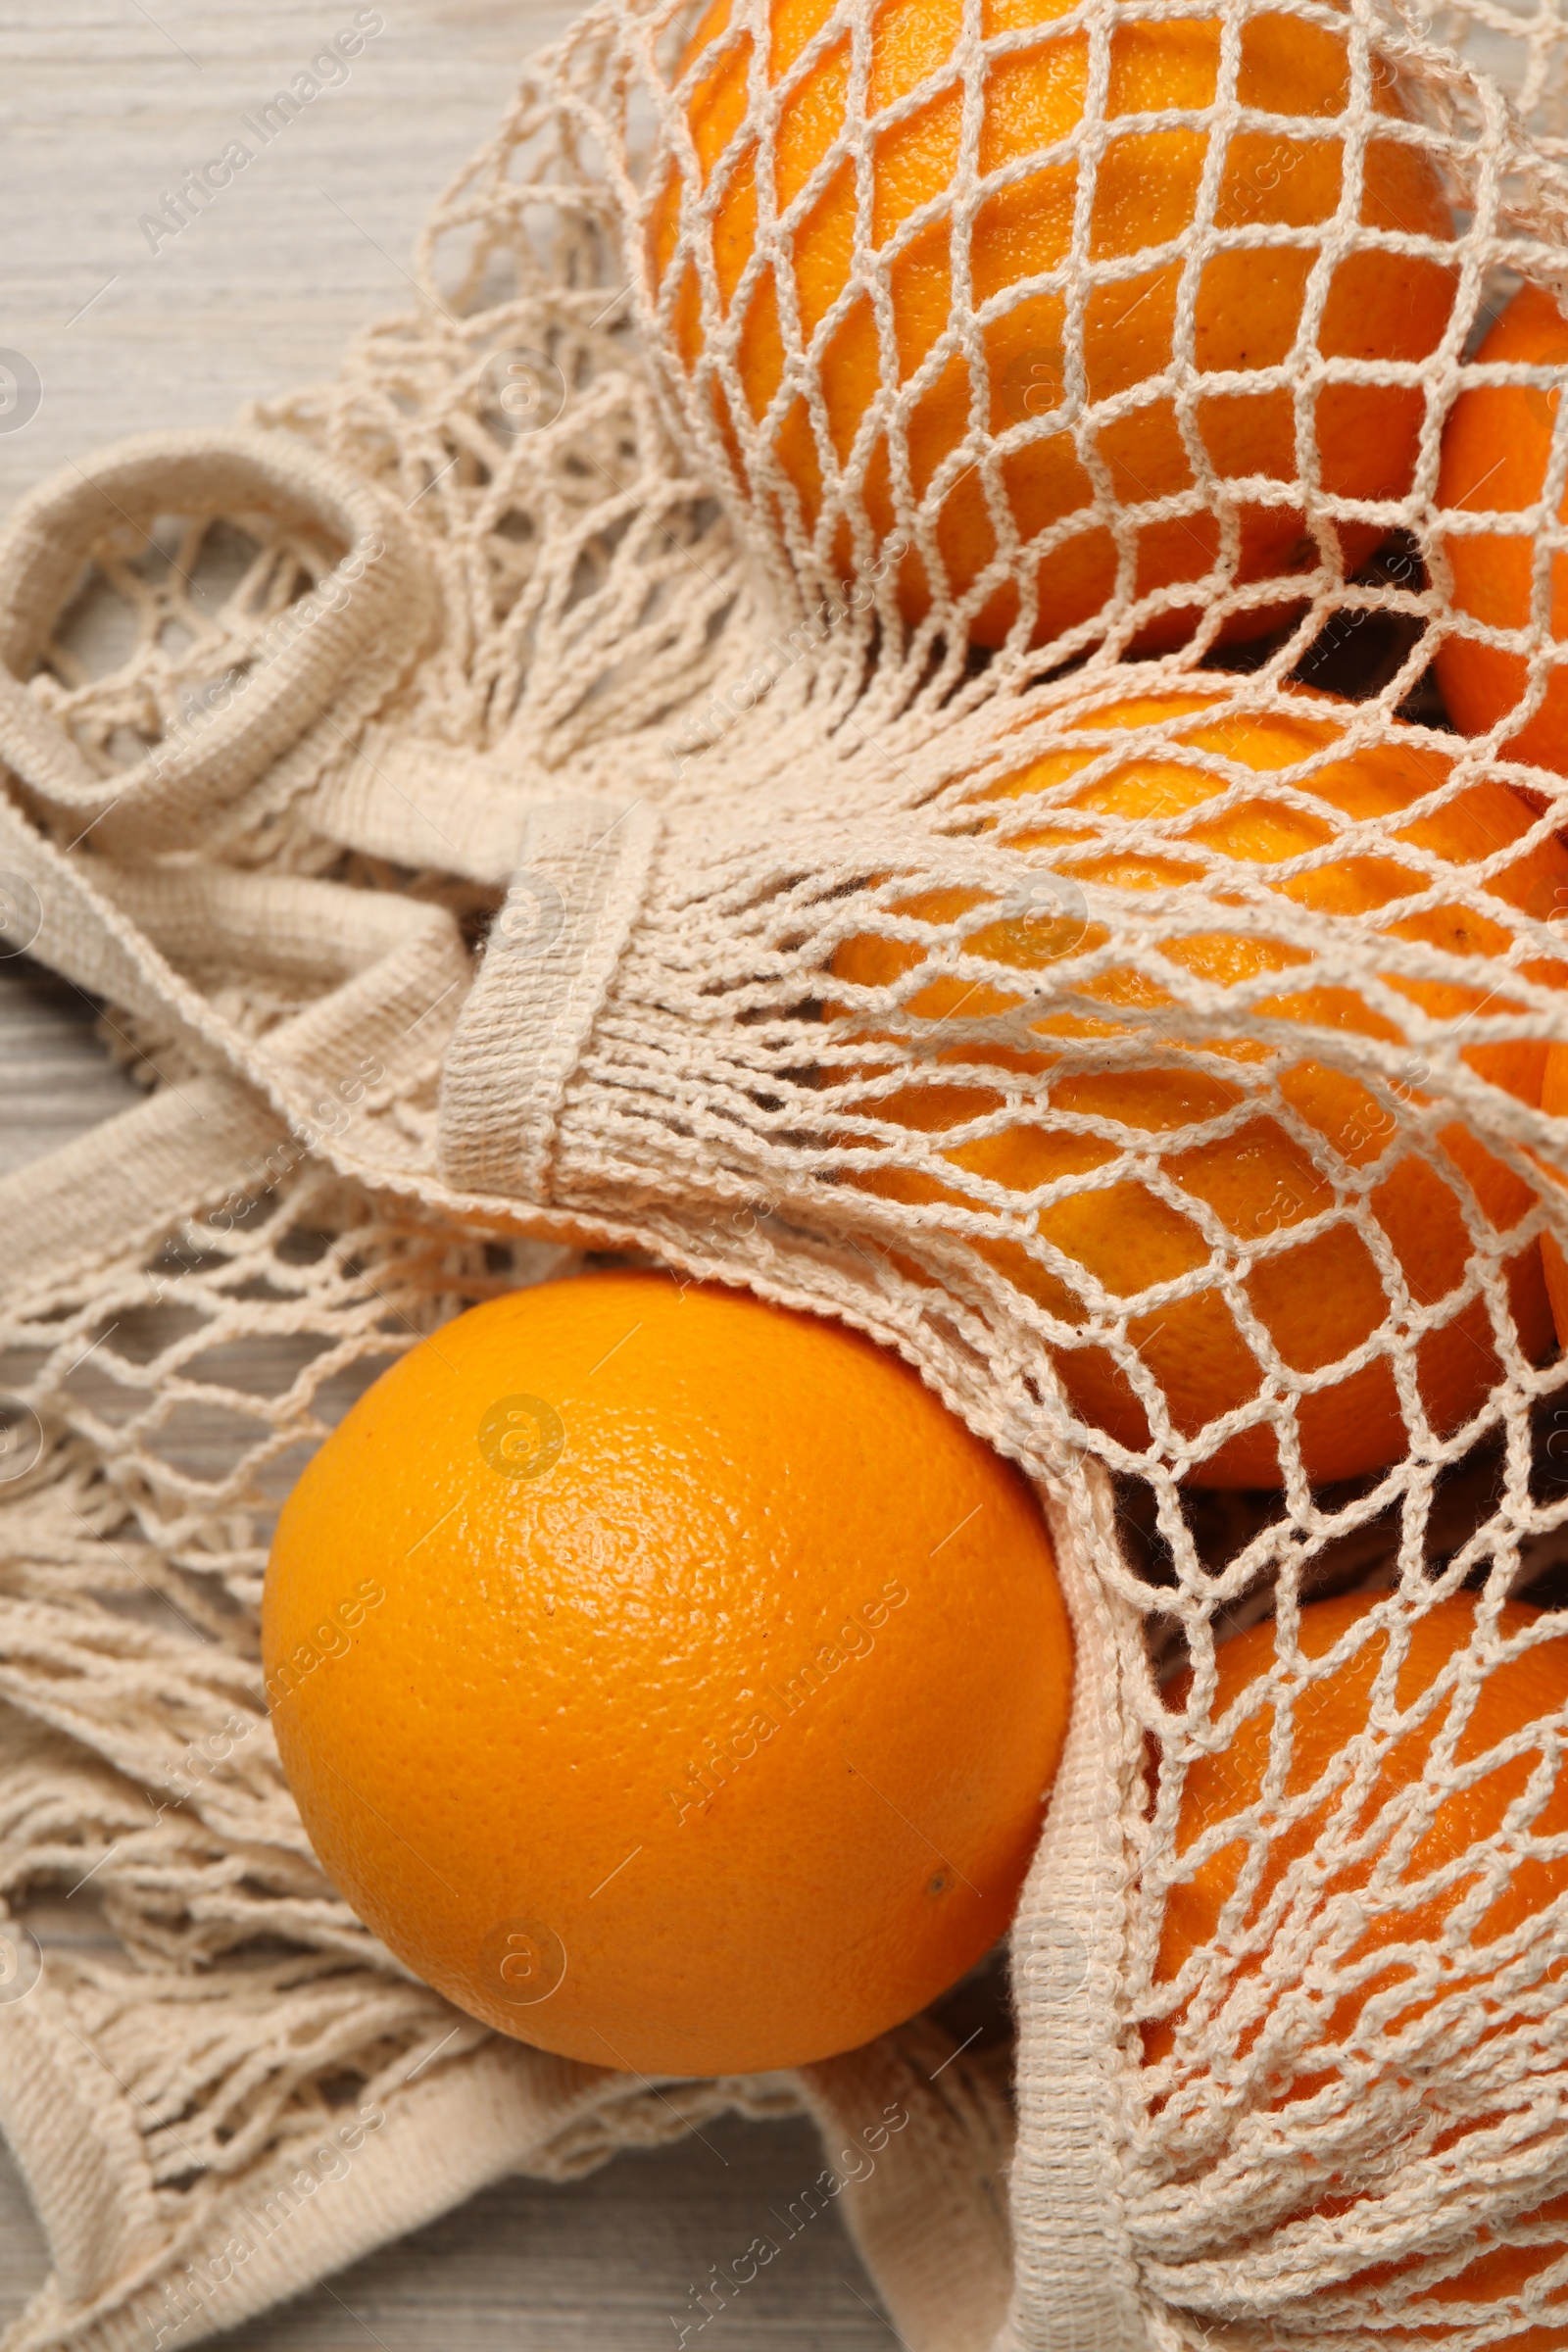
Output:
[{"xmin": 6, "ymin": 0, "xmax": 1568, "ymax": 2342}]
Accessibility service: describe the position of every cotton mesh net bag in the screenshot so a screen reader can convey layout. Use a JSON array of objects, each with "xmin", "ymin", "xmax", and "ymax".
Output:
[{"xmin": 6, "ymin": 0, "xmax": 1568, "ymax": 2345}]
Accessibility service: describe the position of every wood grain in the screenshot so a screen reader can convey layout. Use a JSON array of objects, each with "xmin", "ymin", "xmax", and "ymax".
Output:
[
  {"xmin": 0, "ymin": 0, "xmax": 579, "ymax": 510},
  {"xmin": 0, "ymin": 3, "xmax": 895, "ymax": 2339}
]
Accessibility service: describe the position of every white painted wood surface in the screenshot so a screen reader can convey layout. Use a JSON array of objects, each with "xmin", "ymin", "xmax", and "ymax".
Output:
[{"xmin": 0, "ymin": 4, "xmax": 898, "ymax": 2340}]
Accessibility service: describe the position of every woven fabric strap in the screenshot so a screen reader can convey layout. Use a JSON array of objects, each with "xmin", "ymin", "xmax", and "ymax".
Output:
[{"xmin": 439, "ymin": 797, "xmax": 664, "ymax": 1202}]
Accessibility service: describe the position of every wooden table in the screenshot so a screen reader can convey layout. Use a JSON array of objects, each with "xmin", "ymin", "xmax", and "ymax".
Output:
[{"xmin": 0, "ymin": 4, "xmax": 896, "ymax": 2341}]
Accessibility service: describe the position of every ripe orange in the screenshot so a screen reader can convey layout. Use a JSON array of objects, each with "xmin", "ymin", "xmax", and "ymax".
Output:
[
  {"xmin": 832, "ymin": 690, "xmax": 1568, "ymax": 1487},
  {"xmin": 1437, "ymin": 281, "xmax": 1568, "ymax": 774},
  {"xmin": 1149, "ymin": 1592, "xmax": 1568, "ymax": 2346},
  {"xmin": 652, "ymin": 0, "xmax": 1454, "ymax": 650},
  {"xmin": 263, "ymin": 1271, "xmax": 1071, "ymax": 2075}
]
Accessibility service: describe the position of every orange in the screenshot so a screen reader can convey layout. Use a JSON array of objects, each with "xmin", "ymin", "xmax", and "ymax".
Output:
[
  {"xmin": 832, "ymin": 689, "xmax": 1568, "ymax": 1486},
  {"xmin": 1148, "ymin": 1592, "xmax": 1568, "ymax": 2346},
  {"xmin": 1437, "ymin": 281, "xmax": 1568, "ymax": 774},
  {"xmin": 651, "ymin": 0, "xmax": 1454, "ymax": 651},
  {"xmin": 263, "ymin": 1270, "xmax": 1071, "ymax": 2075}
]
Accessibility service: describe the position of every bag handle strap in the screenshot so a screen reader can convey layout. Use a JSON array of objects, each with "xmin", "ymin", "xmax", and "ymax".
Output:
[
  {"xmin": 797, "ymin": 2020, "xmax": 1015, "ymax": 2352},
  {"xmin": 1002, "ymin": 1464, "xmax": 1153, "ymax": 2352},
  {"xmin": 0, "ymin": 429, "xmax": 434, "ymax": 858}
]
